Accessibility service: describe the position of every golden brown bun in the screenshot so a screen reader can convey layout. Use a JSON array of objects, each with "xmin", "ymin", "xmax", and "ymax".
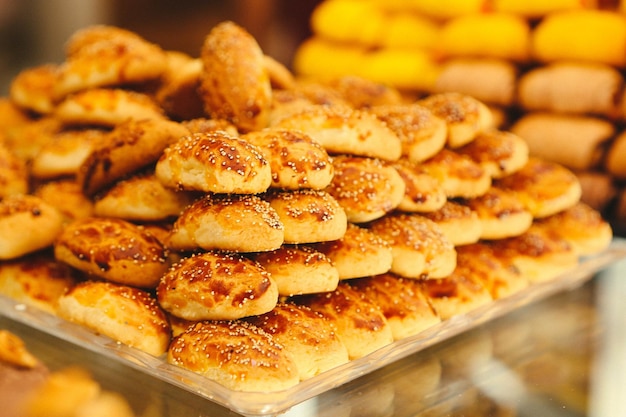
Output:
[
  {"xmin": 251, "ymin": 245, "xmax": 339, "ymax": 296},
  {"xmin": 54, "ymin": 217, "xmax": 169, "ymax": 288},
  {"xmin": 30, "ymin": 128, "xmax": 106, "ymax": 180},
  {"xmin": 55, "ymin": 25, "xmax": 167, "ymax": 99},
  {"xmin": 155, "ymin": 51, "xmax": 204, "ymax": 120},
  {"xmin": 455, "ymin": 243, "xmax": 529, "ymax": 299},
  {"xmin": 369, "ymin": 103, "xmax": 447, "ymax": 163},
  {"xmin": 2, "ymin": 116, "xmax": 61, "ymax": 162},
  {"xmin": 33, "ymin": 179, "xmax": 95, "ymax": 222},
  {"xmin": 181, "ymin": 117, "xmax": 239, "ymax": 136},
  {"xmin": 199, "ymin": 21, "xmax": 272, "ymax": 132},
  {"xmin": 245, "ymin": 302, "xmax": 350, "ymax": 380},
  {"xmin": 326, "ymin": 155, "xmax": 405, "ymax": 223},
  {"xmin": 0, "ymin": 250, "xmax": 80, "ymax": 314},
  {"xmin": 456, "ymin": 128, "xmax": 529, "ymax": 179},
  {"xmin": 293, "ymin": 282, "xmax": 393, "ymax": 359},
  {"xmin": 419, "ymin": 266, "xmax": 493, "ymax": 320},
  {"xmin": 488, "ymin": 223, "xmax": 579, "ymax": 283},
  {"xmin": 510, "ymin": 112, "xmax": 615, "ymax": 171},
  {"xmin": 263, "ymin": 54, "xmax": 296, "ymax": 90},
  {"xmin": 93, "ymin": 173, "xmax": 197, "ymax": 222},
  {"xmin": 368, "ymin": 212, "xmax": 457, "ymax": 279},
  {"xmin": 311, "ymin": 222, "xmax": 393, "ymax": 280},
  {"xmin": 0, "ymin": 194, "xmax": 64, "ymax": 260},
  {"xmin": 417, "ymin": 92, "xmax": 494, "ymax": 148},
  {"xmin": 461, "ymin": 186, "xmax": 533, "ymax": 240},
  {"xmin": 241, "ymin": 128, "xmax": 334, "ymax": 190},
  {"xmin": 605, "ymin": 130, "xmax": 626, "ymax": 180},
  {"xmin": 349, "ymin": 274, "xmax": 441, "ymax": 340},
  {"xmin": 0, "ymin": 141, "xmax": 28, "ymax": 198},
  {"xmin": 419, "ymin": 201, "xmax": 482, "ymax": 246},
  {"xmin": 167, "ymin": 320, "xmax": 299, "ymax": 392},
  {"xmin": 575, "ymin": 171, "xmax": 617, "ymax": 212},
  {"xmin": 9, "ymin": 64, "xmax": 58, "ymax": 114},
  {"xmin": 494, "ymin": 157, "xmax": 582, "ymax": 219},
  {"xmin": 532, "ymin": 202, "xmax": 613, "ymax": 256},
  {"xmin": 392, "ymin": 158, "xmax": 447, "ymax": 213},
  {"xmin": 433, "ymin": 58, "xmax": 518, "ymax": 107},
  {"xmin": 0, "ymin": 330, "xmax": 39, "ymax": 368},
  {"xmin": 54, "ymin": 88, "xmax": 165, "ymax": 127},
  {"xmin": 155, "ymin": 131, "xmax": 272, "ymax": 194},
  {"xmin": 78, "ymin": 118, "xmax": 189, "ymax": 196},
  {"xmin": 422, "ymin": 149, "xmax": 492, "ymax": 199},
  {"xmin": 167, "ymin": 193, "xmax": 284, "ymax": 252},
  {"xmin": 265, "ymin": 189, "xmax": 347, "ymax": 244},
  {"xmin": 157, "ymin": 251, "xmax": 278, "ymax": 320},
  {"xmin": 272, "ymin": 104, "xmax": 403, "ymax": 161},
  {"xmin": 57, "ymin": 280, "xmax": 171, "ymax": 356},
  {"xmin": 325, "ymin": 75, "xmax": 403, "ymax": 109}
]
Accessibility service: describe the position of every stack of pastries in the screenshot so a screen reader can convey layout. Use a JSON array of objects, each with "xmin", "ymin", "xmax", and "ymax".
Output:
[
  {"xmin": 0, "ymin": 21, "xmax": 613, "ymax": 393},
  {"xmin": 294, "ymin": 0, "xmax": 626, "ymax": 234}
]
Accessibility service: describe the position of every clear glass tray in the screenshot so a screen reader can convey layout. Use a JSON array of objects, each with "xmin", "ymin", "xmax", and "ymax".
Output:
[{"xmin": 2, "ymin": 240, "xmax": 625, "ymax": 417}]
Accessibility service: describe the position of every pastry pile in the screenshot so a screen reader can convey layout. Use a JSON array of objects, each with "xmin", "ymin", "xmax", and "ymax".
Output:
[
  {"xmin": 0, "ymin": 21, "xmax": 613, "ymax": 392},
  {"xmin": 294, "ymin": 0, "xmax": 626, "ymax": 233}
]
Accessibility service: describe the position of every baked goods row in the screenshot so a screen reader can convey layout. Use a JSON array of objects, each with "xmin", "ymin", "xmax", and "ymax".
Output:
[
  {"xmin": 294, "ymin": 1, "xmax": 626, "ymax": 233},
  {"xmin": 0, "ymin": 21, "xmax": 613, "ymax": 393}
]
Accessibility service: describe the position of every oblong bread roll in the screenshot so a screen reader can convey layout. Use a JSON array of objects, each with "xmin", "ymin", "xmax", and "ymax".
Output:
[
  {"xmin": 166, "ymin": 193, "xmax": 284, "ymax": 253},
  {"xmin": 157, "ymin": 251, "xmax": 278, "ymax": 321},
  {"xmin": 605, "ymin": 130, "xmax": 626, "ymax": 180},
  {"xmin": 510, "ymin": 112, "xmax": 615, "ymax": 171},
  {"xmin": 167, "ymin": 320, "xmax": 299, "ymax": 392},
  {"xmin": 57, "ymin": 280, "xmax": 171, "ymax": 356}
]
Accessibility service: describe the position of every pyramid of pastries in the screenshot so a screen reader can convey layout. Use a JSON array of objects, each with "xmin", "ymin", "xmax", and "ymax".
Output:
[{"xmin": 0, "ymin": 20, "xmax": 613, "ymax": 393}]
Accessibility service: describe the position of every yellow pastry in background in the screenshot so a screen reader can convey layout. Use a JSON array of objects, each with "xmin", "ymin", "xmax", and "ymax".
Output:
[
  {"xmin": 532, "ymin": 10, "xmax": 626, "ymax": 67},
  {"xmin": 492, "ymin": 0, "xmax": 597, "ymax": 18},
  {"xmin": 380, "ymin": 12, "xmax": 441, "ymax": 50},
  {"xmin": 360, "ymin": 48, "xmax": 441, "ymax": 91},
  {"xmin": 293, "ymin": 38, "xmax": 367, "ymax": 80},
  {"xmin": 437, "ymin": 12, "xmax": 531, "ymax": 62},
  {"xmin": 310, "ymin": 0, "xmax": 385, "ymax": 45},
  {"xmin": 377, "ymin": 0, "xmax": 486, "ymax": 20}
]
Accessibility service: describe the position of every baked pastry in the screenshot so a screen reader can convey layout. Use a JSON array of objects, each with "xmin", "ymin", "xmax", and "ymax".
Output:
[
  {"xmin": 455, "ymin": 128, "xmax": 529, "ymax": 179},
  {"xmin": 325, "ymin": 155, "xmax": 406, "ymax": 223},
  {"xmin": 167, "ymin": 320, "xmax": 299, "ymax": 392},
  {"xmin": 33, "ymin": 179, "xmax": 95, "ymax": 222},
  {"xmin": 199, "ymin": 21, "xmax": 272, "ymax": 132},
  {"xmin": 272, "ymin": 104, "xmax": 403, "ymax": 161},
  {"xmin": 0, "ymin": 141, "xmax": 28, "ymax": 198},
  {"xmin": 605, "ymin": 130, "xmax": 626, "ymax": 180},
  {"xmin": 241, "ymin": 128, "xmax": 334, "ymax": 190},
  {"xmin": 460, "ymin": 186, "xmax": 533, "ymax": 240},
  {"xmin": 311, "ymin": 222, "xmax": 393, "ymax": 280},
  {"xmin": 54, "ymin": 88, "xmax": 165, "ymax": 127},
  {"xmin": 0, "ymin": 250, "xmax": 80, "ymax": 314},
  {"xmin": 494, "ymin": 157, "xmax": 582, "ymax": 219},
  {"xmin": 421, "ymin": 149, "xmax": 492, "ymax": 199},
  {"xmin": 93, "ymin": 172, "xmax": 197, "ymax": 222},
  {"xmin": 155, "ymin": 51, "xmax": 205, "ymax": 121},
  {"xmin": 392, "ymin": 157, "xmax": 447, "ymax": 213},
  {"xmin": 263, "ymin": 54, "xmax": 296, "ymax": 90},
  {"xmin": 1, "ymin": 116, "xmax": 61, "ymax": 162},
  {"xmin": 293, "ymin": 282, "xmax": 394, "ymax": 359},
  {"xmin": 155, "ymin": 131, "xmax": 272, "ymax": 194},
  {"xmin": 157, "ymin": 251, "xmax": 278, "ymax": 320},
  {"xmin": 367, "ymin": 212, "xmax": 457, "ymax": 279},
  {"xmin": 419, "ymin": 200, "xmax": 482, "ymax": 246},
  {"xmin": 417, "ymin": 92, "xmax": 494, "ymax": 148},
  {"xmin": 455, "ymin": 243, "xmax": 529, "ymax": 299},
  {"xmin": 349, "ymin": 274, "xmax": 441, "ymax": 340},
  {"xmin": 250, "ymin": 245, "xmax": 339, "ymax": 296},
  {"xmin": 54, "ymin": 217, "xmax": 169, "ymax": 288},
  {"xmin": 0, "ymin": 194, "xmax": 64, "ymax": 260},
  {"xmin": 369, "ymin": 103, "xmax": 447, "ymax": 163},
  {"xmin": 57, "ymin": 280, "xmax": 171, "ymax": 356},
  {"xmin": 182, "ymin": 117, "xmax": 239, "ymax": 136},
  {"xmin": 78, "ymin": 118, "xmax": 189, "ymax": 196},
  {"xmin": 166, "ymin": 193, "xmax": 284, "ymax": 252},
  {"xmin": 264, "ymin": 189, "xmax": 347, "ymax": 244},
  {"xmin": 324, "ymin": 75, "xmax": 403, "ymax": 109},
  {"xmin": 245, "ymin": 302, "xmax": 350, "ymax": 380},
  {"xmin": 9, "ymin": 64, "xmax": 58, "ymax": 114}
]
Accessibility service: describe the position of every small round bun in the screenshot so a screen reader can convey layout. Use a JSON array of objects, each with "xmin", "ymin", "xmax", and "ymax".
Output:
[
  {"xmin": 155, "ymin": 51, "xmax": 204, "ymax": 120},
  {"xmin": 241, "ymin": 128, "xmax": 334, "ymax": 190},
  {"xmin": 157, "ymin": 251, "xmax": 278, "ymax": 321},
  {"xmin": 326, "ymin": 155, "xmax": 406, "ymax": 223},
  {"xmin": 419, "ymin": 201, "xmax": 482, "ymax": 246},
  {"xmin": 312, "ymin": 223, "xmax": 393, "ymax": 280},
  {"xmin": 422, "ymin": 149, "xmax": 492, "ymax": 199},
  {"xmin": 167, "ymin": 193, "xmax": 284, "ymax": 252},
  {"xmin": 392, "ymin": 158, "xmax": 447, "ymax": 213},
  {"xmin": 54, "ymin": 217, "xmax": 169, "ymax": 288},
  {"xmin": 265, "ymin": 189, "xmax": 347, "ymax": 244},
  {"xmin": 250, "ymin": 245, "xmax": 339, "ymax": 296},
  {"xmin": 245, "ymin": 302, "xmax": 349, "ymax": 380},
  {"xmin": 167, "ymin": 320, "xmax": 299, "ymax": 392},
  {"xmin": 34, "ymin": 179, "xmax": 95, "ymax": 222},
  {"xmin": 57, "ymin": 280, "xmax": 171, "ymax": 356},
  {"xmin": 0, "ymin": 195, "xmax": 64, "ymax": 260},
  {"xmin": 155, "ymin": 131, "xmax": 271, "ymax": 194},
  {"xmin": 0, "ymin": 142, "xmax": 28, "ymax": 198}
]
